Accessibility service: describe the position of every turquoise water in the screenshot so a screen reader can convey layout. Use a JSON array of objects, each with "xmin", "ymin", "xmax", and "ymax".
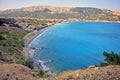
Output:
[{"xmin": 30, "ymin": 22, "xmax": 120, "ymax": 73}]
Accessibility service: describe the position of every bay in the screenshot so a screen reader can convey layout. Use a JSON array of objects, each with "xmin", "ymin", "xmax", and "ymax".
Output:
[{"xmin": 30, "ymin": 22, "xmax": 120, "ymax": 73}]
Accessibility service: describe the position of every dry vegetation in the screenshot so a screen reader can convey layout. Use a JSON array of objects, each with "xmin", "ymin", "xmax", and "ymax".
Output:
[
  {"xmin": 0, "ymin": 19, "xmax": 120, "ymax": 80},
  {"xmin": 0, "ymin": 64, "xmax": 36, "ymax": 80},
  {"xmin": 53, "ymin": 65, "xmax": 120, "ymax": 80}
]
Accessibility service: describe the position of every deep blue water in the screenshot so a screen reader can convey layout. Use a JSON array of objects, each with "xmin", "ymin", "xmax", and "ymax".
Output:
[{"xmin": 30, "ymin": 22, "xmax": 120, "ymax": 73}]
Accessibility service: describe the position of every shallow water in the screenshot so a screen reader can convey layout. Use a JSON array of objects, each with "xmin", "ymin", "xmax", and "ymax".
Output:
[{"xmin": 29, "ymin": 22, "xmax": 120, "ymax": 73}]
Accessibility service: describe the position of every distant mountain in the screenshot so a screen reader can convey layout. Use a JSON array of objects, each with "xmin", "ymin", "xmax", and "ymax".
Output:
[{"xmin": 0, "ymin": 6, "xmax": 120, "ymax": 21}]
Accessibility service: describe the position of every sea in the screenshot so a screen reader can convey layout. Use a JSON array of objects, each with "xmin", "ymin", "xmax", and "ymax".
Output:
[{"xmin": 29, "ymin": 22, "xmax": 120, "ymax": 73}]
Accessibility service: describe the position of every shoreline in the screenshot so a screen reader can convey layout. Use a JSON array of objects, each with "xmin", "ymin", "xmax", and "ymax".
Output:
[
  {"xmin": 22, "ymin": 26, "xmax": 56, "ymax": 76},
  {"xmin": 22, "ymin": 27, "xmax": 50, "ymax": 59},
  {"xmin": 79, "ymin": 20, "xmax": 120, "ymax": 23},
  {"xmin": 22, "ymin": 21, "xmax": 120, "ymax": 76}
]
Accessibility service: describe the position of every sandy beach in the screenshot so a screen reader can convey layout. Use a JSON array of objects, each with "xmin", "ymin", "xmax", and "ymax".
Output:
[
  {"xmin": 22, "ymin": 27, "xmax": 50, "ymax": 59},
  {"xmin": 22, "ymin": 26, "xmax": 56, "ymax": 76}
]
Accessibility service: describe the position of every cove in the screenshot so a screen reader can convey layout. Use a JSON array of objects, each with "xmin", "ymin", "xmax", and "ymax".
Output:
[{"xmin": 29, "ymin": 22, "xmax": 120, "ymax": 73}]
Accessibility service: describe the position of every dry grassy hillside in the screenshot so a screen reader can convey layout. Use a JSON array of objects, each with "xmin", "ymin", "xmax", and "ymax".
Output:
[
  {"xmin": 53, "ymin": 65, "xmax": 120, "ymax": 80},
  {"xmin": 0, "ymin": 63, "xmax": 36, "ymax": 80}
]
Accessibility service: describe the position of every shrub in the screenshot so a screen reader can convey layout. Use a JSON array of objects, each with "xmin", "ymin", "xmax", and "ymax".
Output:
[
  {"xmin": 36, "ymin": 70, "xmax": 44, "ymax": 77},
  {"xmin": 15, "ymin": 59, "xmax": 33, "ymax": 69},
  {"xmin": 36, "ymin": 70, "xmax": 49, "ymax": 78},
  {"xmin": 100, "ymin": 62, "xmax": 109, "ymax": 66},
  {"xmin": 100, "ymin": 51, "xmax": 120, "ymax": 66},
  {"xmin": 0, "ymin": 34, "xmax": 5, "ymax": 40}
]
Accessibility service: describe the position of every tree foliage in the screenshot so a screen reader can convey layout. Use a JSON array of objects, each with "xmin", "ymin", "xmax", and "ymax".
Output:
[{"xmin": 100, "ymin": 51, "xmax": 120, "ymax": 66}]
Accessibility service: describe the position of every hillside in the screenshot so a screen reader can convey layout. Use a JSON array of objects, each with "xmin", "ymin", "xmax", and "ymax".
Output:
[
  {"xmin": 0, "ymin": 26, "xmax": 37, "ymax": 80},
  {"xmin": 0, "ymin": 63, "xmax": 36, "ymax": 80},
  {"xmin": 0, "ymin": 6, "xmax": 120, "ymax": 21},
  {"xmin": 0, "ymin": 19, "xmax": 120, "ymax": 80},
  {"xmin": 0, "ymin": 27, "xmax": 27, "ymax": 63},
  {"xmin": 52, "ymin": 65, "xmax": 120, "ymax": 80}
]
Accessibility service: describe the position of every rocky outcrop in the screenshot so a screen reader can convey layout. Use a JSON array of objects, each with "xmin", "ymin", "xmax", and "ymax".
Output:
[
  {"xmin": 21, "ymin": 6, "xmax": 71, "ymax": 13},
  {"xmin": 112, "ymin": 10, "xmax": 120, "ymax": 16}
]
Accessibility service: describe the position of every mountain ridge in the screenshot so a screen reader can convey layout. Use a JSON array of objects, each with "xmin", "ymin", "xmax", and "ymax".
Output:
[
  {"xmin": 0, "ymin": 5, "xmax": 120, "ymax": 21},
  {"xmin": 1, "ymin": 5, "xmax": 120, "ymax": 12}
]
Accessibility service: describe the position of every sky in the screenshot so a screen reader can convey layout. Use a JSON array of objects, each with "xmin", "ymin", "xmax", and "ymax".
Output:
[{"xmin": 0, "ymin": 0, "xmax": 120, "ymax": 11}]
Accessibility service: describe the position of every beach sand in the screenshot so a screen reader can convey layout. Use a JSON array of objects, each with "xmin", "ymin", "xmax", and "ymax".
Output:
[
  {"xmin": 22, "ymin": 27, "xmax": 50, "ymax": 59},
  {"xmin": 22, "ymin": 26, "xmax": 56, "ymax": 76}
]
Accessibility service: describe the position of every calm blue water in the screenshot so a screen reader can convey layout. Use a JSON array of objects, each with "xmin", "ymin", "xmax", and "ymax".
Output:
[{"xmin": 30, "ymin": 22, "xmax": 120, "ymax": 73}]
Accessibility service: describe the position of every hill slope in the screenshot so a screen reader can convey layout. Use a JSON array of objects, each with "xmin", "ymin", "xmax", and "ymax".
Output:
[
  {"xmin": 53, "ymin": 65, "xmax": 120, "ymax": 80},
  {"xmin": 0, "ymin": 6, "xmax": 120, "ymax": 21},
  {"xmin": 0, "ymin": 63, "xmax": 36, "ymax": 80}
]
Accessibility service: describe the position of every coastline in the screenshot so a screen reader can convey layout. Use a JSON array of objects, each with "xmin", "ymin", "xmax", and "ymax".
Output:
[
  {"xmin": 22, "ymin": 21, "xmax": 120, "ymax": 76},
  {"xmin": 22, "ymin": 26, "xmax": 56, "ymax": 76},
  {"xmin": 22, "ymin": 27, "xmax": 50, "ymax": 59}
]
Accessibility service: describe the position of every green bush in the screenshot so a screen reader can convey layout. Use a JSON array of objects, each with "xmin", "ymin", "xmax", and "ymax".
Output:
[
  {"xmin": 100, "ymin": 62, "xmax": 109, "ymax": 66},
  {"xmin": 36, "ymin": 70, "xmax": 49, "ymax": 78},
  {"xmin": 0, "ymin": 34, "xmax": 5, "ymax": 40},
  {"xmin": 100, "ymin": 51, "xmax": 120, "ymax": 66},
  {"xmin": 15, "ymin": 59, "xmax": 33, "ymax": 69},
  {"xmin": 36, "ymin": 70, "xmax": 44, "ymax": 77}
]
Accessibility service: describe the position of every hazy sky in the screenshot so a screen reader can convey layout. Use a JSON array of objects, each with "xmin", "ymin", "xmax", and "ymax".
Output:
[{"xmin": 0, "ymin": 0, "xmax": 120, "ymax": 11}]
